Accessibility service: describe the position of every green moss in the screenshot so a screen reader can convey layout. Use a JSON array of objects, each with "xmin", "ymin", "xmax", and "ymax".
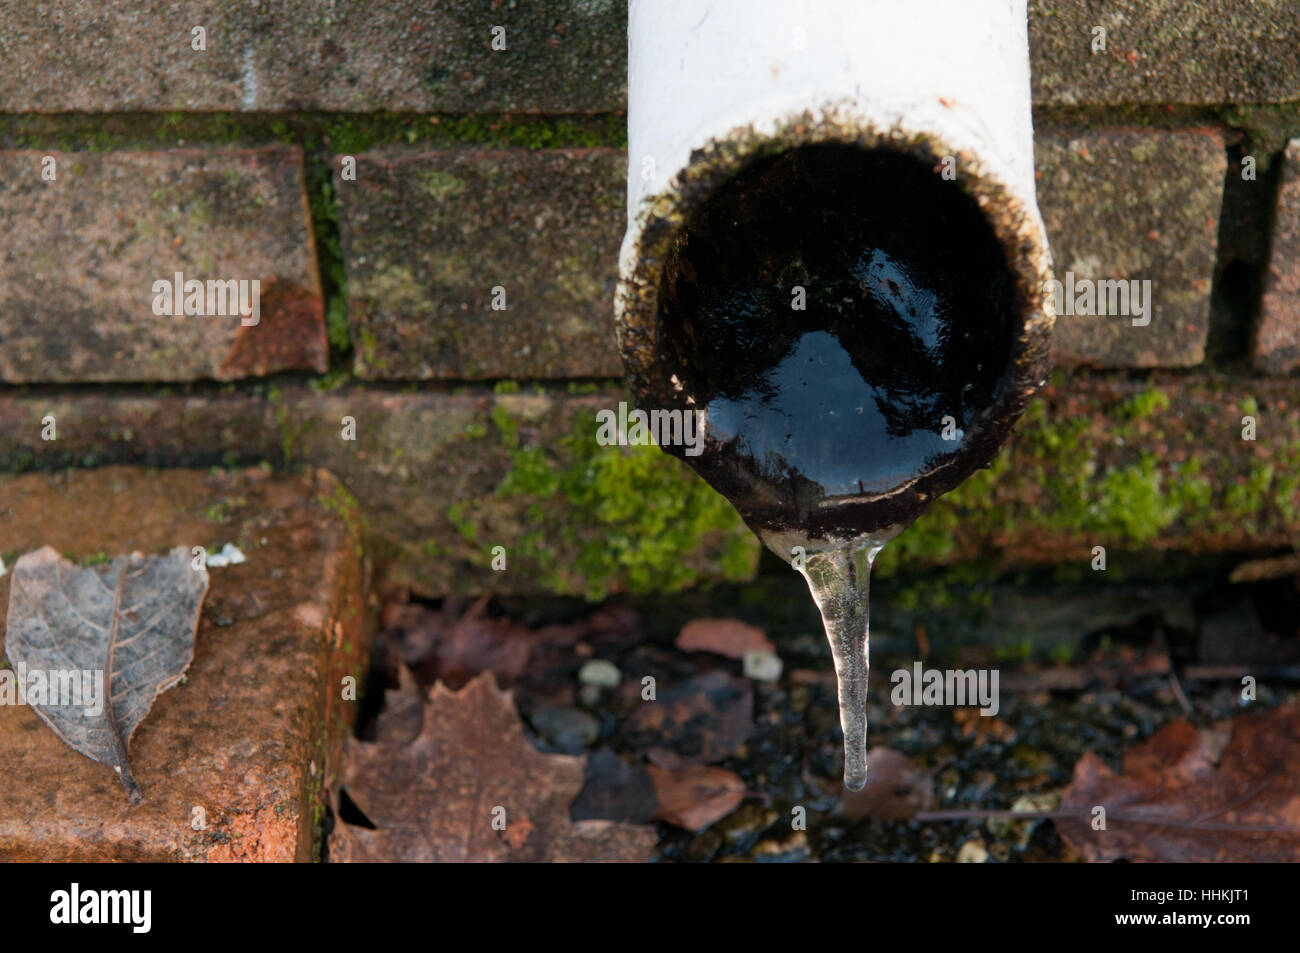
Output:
[
  {"xmin": 203, "ymin": 497, "xmax": 246, "ymax": 524},
  {"xmin": 1217, "ymin": 104, "xmax": 1300, "ymax": 170},
  {"xmin": 491, "ymin": 402, "xmax": 522, "ymax": 448},
  {"xmin": 317, "ymin": 481, "xmax": 365, "ymax": 560},
  {"xmin": 357, "ymin": 328, "xmax": 383, "ymax": 371},
  {"xmin": 304, "ymin": 163, "xmax": 353, "ymax": 380},
  {"xmin": 447, "ymin": 502, "xmax": 478, "ymax": 545},
  {"xmin": 1092, "ymin": 452, "xmax": 1178, "ymax": 542},
  {"xmin": 419, "ymin": 169, "xmax": 465, "ymax": 201},
  {"xmin": 995, "ymin": 638, "xmax": 1034, "ymax": 663},
  {"xmin": 875, "ymin": 388, "xmax": 1298, "ymax": 576},
  {"xmin": 456, "ymin": 405, "xmax": 756, "ymax": 600},
  {"xmin": 1117, "ymin": 388, "xmax": 1171, "ymax": 420}
]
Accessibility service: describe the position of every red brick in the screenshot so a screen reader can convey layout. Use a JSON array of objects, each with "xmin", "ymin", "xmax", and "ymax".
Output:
[
  {"xmin": 0, "ymin": 466, "xmax": 367, "ymax": 861},
  {"xmin": 0, "ymin": 146, "xmax": 325, "ymax": 382}
]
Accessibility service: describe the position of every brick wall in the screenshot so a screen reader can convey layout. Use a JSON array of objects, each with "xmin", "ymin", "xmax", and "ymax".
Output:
[{"xmin": 1, "ymin": 1, "xmax": 1298, "ymax": 598}]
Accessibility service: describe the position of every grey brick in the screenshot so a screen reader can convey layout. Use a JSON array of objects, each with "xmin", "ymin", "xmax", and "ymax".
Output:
[
  {"xmin": 1035, "ymin": 128, "xmax": 1225, "ymax": 368},
  {"xmin": 337, "ymin": 148, "xmax": 625, "ymax": 380}
]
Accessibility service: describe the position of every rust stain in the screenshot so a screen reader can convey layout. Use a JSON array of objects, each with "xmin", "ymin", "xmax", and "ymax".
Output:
[{"xmin": 218, "ymin": 276, "xmax": 327, "ymax": 379}]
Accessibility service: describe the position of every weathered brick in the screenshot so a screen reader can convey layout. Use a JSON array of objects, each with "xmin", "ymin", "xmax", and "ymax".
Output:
[
  {"xmin": 1030, "ymin": 0, "xmax": 1300, "ymax": 105},
  {"xmin": 0, "ymin": 146, "xmax": 325, "ymax": 382},
  {"xmin": 0, "ymin": 1, "xmax": 625, "ymax": 114},
  {"xmin": 1255, "ymin": 139, "xmax": 1300, "ymax": 374},
  {"xmin": 0, "ymin": 466, "xmax": 367, "ymax": 861},
  {"xmin": 0, "ymin": 379, "xmax": 1295, "ymax": 598},
  {"xmin": 0, "ymin": 387, "xmax": 753, "ymax": 598},
  {"xmin": 3, "ymin": 2, "xmax": 1297, "ymax": 114},
  {"xmin": 1035, "ymin": 128, "xmax": 1225, "ymax": 368},
  {"xmin": 338, "ymin": 149, "xmax": 624, "ymax": 380}
]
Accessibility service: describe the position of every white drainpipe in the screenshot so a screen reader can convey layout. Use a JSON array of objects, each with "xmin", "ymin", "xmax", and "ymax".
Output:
[
  {"xmin": 614, "ymin": 0, "xmax": 1055, "ymax": 795},
  {"xmin": 616, "ymin": 0, "xmax": 1053, "ymax": 417}
]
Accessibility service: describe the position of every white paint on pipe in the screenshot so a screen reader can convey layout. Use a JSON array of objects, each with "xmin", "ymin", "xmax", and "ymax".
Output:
[{"xmin": 618, "ymin": 0, "xmax": 1052, "ymax": 350}]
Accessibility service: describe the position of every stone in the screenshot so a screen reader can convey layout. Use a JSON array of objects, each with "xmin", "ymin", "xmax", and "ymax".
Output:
[
  {"xmin": 578, "ymin": 659, "xmax": 621, "ymax": 689},
  {"xmin": 1035, "ymin": 128, "xmax": 1225, "ymax": 368},
  {"xmin": 0, "ymin": 466, "xmax": 368, "ymax": 861},
  {"xmin": 1255, "ymin": 140, "xmax": 1300, "ymax": 373},
  {"xmin": 742, "ymin": 651, "xmax": 784, "ymax": 683},
  {"xmin": 337, "ymin": 148, "xmax": 625, "ymax": 379},
  {"xmin": 0, "ymin": 1, "xmax": 626, "ymax": 113},
  {"xmin": 530, "ymin": 706, "xmax": 601, "ymax": 754},
  {"xmin": 0, "ymin": 146, "xmax": 325, "ymax": 382}
]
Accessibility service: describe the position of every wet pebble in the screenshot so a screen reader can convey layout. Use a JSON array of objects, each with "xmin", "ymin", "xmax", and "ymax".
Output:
[
  {"xmin": 751, "ymin": 831, "xmax": 808, "ymax": 862},
  {"xmin": 579, "ymin": 659, "xmax": 621, "ymax": 688},
  {"xmin": 688, "ymin": 828, "xmax": 723, "ymax": 861},
  {"xmin": 531, "ymin": 706, "xmax": 601, "ymax": 753},
  {"xmin": 716, "ymin": 803, "xmax": 779, "ymax": 850},
  {"xmin": 743, "ymin": 650, "xmax": 784, "ymax": 682}
]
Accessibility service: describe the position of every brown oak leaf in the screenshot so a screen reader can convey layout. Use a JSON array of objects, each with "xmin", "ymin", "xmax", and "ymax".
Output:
[
  {"xmin": 647, "ymin": 764, "xmax": 746, "ymax": 831},
  {"xmin": 332, "ymin": 672, "xmax": 657, "ymax": 862},
  {"xmin": 839, "ymin": 746, "xmax": 935, "ymax": 820},
  {"xmin": 1057, "ymin": 702, "xmax": 1300, "ymax": 862},
  {"xmin": 676, "ymin": 618, "xmax": 774, "ymax": 659}
]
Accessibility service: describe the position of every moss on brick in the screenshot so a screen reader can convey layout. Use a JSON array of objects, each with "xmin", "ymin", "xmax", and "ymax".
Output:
[
  {"xmin": 876, "ymin": 384, "xmax": 1300, "ymax": 577},
  {"xmin": 450, "ymin": 402, "xmax": 757, "ymax": 600},
  {"xmin": 1218, "ymin": 103, "xmax": 1300, "ymax": 169}
]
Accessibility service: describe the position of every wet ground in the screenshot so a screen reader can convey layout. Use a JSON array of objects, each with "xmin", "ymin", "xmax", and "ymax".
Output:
[{"xmin": 353, "ymin": 552, "xmax": 1300, "ymax": 862}]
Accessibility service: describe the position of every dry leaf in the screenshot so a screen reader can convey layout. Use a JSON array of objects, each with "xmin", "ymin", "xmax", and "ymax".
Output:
[
  {"xmin": 1057, "ymin": 703, "xmax": 1300, "ymax": 862},
  {"xmin": 380, "ymin": 597, "xmax": 631, "ymax": 690},
  {"xmin": 839, "ymin": 746, "xmax": 935, "ymax": 820},
  {"xmin": 647, "ymin": 764, "xmax": 746, "ymax": 831},
  {"xmin": 334, "ymin": 672, "xmax": 656, "ymax": 862},
  {"xmin": 2, "ymin": 546, "xmax": 208, "ymax": 803},
  {"xmin": 623, "ymin": 670, "xmax": 754, "ymax": 768},
  {"xmin": 676, "ymin": 618, "xmax": 775, "ymax": 659},
  {"xmin": 571, "ymin": 748, "xmax": 660, "ymax": 824}
]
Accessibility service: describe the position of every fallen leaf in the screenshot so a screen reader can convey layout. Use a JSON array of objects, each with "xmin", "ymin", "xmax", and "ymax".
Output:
[
  {"xmin": 647, "ymin": 764, "xmax": 746, "ymax": 831},
  {"xmin": 333, "ymin": 672, "xmax": 656, "ymax": 862},
  {"xmin": 623, "ymin": 670, "xmax": 754, "ymax": 768},
  {"xmin": 676, "ymin": 618, "xmax": 775, "ymax": 659},
  {"xmin": 953, "ymin": 707, "xmax": 1016, "ymax": 745},
  {"xmin": 2, "ymin": 546, "xmax": 208, "ymax": 803},
  {"xmin": 571, "ymin": 747, "xmax": 659, "ymax": 824},
  {"xmin": 1057, "ymin": 703, "xmax": 1300, "ymax": 862},
  {"xmin": 412, "ymin": 596, "xmax": 533, "ymax": 689},
  {"xmin": 839, "ymin": 746, "xmax": 935, "ymax": 820},
  {"xmin": 379, "ymin": 597, "xmax": 631, "ymax": 690}
]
